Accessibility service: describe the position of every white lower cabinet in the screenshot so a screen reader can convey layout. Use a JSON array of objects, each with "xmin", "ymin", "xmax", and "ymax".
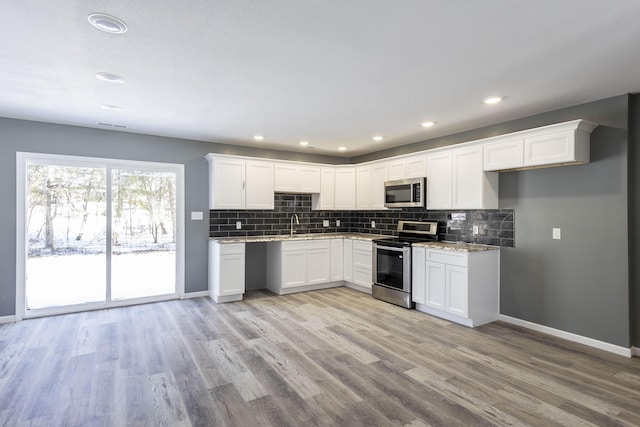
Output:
[
  {"xmin": 343, "ymin": 239, "xmax": 353, "ymax": 282},
  {"xmin": 412, "ymin": 247, "xmax": 500, "ymax": 327},
  {"xmin": 267, "ymin": 240, "xmax": 333, "ymax": 294},
  {"xmin": 330, "ymin": 239, "xmax": 344, "ymax": 281},
  {"xmin": 209, "ymin": 242, "xmax": 245, "ymax": 303},
  {"xmin": 351, "ymin": 240, "xmax": 373, "ymax": 290}
]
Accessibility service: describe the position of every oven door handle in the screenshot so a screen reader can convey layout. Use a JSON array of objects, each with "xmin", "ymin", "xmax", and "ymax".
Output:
[{"xmin": 373, "ymin": 244, "xmax": 408, "ymax": 252}]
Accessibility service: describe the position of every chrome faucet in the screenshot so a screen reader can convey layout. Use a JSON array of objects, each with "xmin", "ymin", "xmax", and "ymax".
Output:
[{"xmin": 290, "ymin": 214, "xmax": 299, "ymax": 237}]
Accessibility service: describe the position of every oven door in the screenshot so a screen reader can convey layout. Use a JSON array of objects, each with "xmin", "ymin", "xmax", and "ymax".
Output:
[{"xmin": 373, "ymin": 244, "xmax": 411, "ymax": 293}]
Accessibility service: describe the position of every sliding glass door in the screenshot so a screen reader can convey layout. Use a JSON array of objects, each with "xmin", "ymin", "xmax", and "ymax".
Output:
[{"xmin": 18, "ymin": 153, "xmax": 184, "ymax": 318}]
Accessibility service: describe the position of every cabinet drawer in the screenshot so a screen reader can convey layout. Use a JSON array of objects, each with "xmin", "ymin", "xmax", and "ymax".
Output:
[
  {"xmin": 352, "ymin": 240, "xmax": 372, "ymax": 253},
  {"xmin": 353, "ymin": 266, "xmax": 372, "ymax": 287},
  {"xmin": 353, "ymin": 250, "xmax": 373, "ymax": 269},
  {"xmin": 426, "ymin": 249, "xmax": 467, "ymax": 267},
  {"xmin": 282, "ymin": 239, "xmax": 330, "ymax": 251},
  {"xmin": 220, "ymin": 243, "xmax": 245, "ymax": 255}
]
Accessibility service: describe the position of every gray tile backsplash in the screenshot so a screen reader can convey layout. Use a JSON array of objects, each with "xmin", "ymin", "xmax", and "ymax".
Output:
[{"xmin": 210, "ymin": 193, "xmax": 515, "ymax": 247}]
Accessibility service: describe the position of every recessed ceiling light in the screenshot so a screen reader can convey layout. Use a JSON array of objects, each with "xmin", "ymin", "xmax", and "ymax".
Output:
[
  {"xmin": 338, "ymin": 146, "xmax": 347, "ymax": 151},
  {"xmin": 253, "ymin": 135, "xmax": 264, "ymax": 141},
  {"xmin": 299, "ymin": 141, "xmax": 309, "ymax": 146},
  {"xmin": 101, "ymin": 104, "xmax": 122, "ymax": 111},
  {"xmin": 483, "ymin": 96, "xmax": 503, "ymax": 105},
  {"xmin": 88, "ymin": 13, "xmax": 128, "ymax": 34},
  {"xmin": 96, "ymin": 72, "xmax": 125, "ymax": 84},
  {"xmin": 373, "ymin": 136, "xmax": 383, "ymax": 141},
  {"xmin": 421, "ymin": 121, "xmax": 435, "ymax": 128}
]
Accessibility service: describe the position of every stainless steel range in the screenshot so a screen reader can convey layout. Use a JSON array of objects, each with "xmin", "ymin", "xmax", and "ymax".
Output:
[{"xmin": 372, "ymin": 220, "xmax": 441, "ymax": 309}]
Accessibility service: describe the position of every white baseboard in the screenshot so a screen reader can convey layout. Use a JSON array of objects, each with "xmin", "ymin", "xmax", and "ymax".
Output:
[
  {"xmin": 0, "ymin": 315, "xmax": 16, "ymax": 324},
  {"xmin": 181, "ymin": 291, "xmax": 209, "ymax": 299},
  {"xmin": 632, "ymin": 347, "xmax": 640, "ymax": 357},
  {"xmin": 499, "ymin": 314, "xmax": 632, "ymax": 358}
]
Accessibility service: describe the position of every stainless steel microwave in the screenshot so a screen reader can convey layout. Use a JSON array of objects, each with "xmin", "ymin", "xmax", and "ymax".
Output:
[{"xmin": 384, "ymin": 177, "xmax": 425, "ymax": 208}]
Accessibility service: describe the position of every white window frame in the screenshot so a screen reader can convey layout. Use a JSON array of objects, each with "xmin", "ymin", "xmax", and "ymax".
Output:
[{"xmin": 16, "ymin": 152, "xmax": 186, "ymax": 319}]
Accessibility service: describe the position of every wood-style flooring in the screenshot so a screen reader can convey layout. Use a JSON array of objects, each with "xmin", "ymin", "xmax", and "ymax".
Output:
[{"xmin": 0, "ymin": 287, "xmax": 639, "ymax": 426}]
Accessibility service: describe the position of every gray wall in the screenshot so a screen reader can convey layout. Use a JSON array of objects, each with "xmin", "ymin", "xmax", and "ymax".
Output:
[
  {"xmin": 0, "ymin": 117, "xmax": 345, "ymax": 317},
  {"xmin": 629, "ymin": 94, "xmax": 640, "ymax": 346}
]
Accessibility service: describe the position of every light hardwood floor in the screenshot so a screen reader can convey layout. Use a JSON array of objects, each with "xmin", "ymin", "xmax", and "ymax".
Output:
[{"xmin": 1, "ymin": 287, "xmax": 639, "ymax": 426}]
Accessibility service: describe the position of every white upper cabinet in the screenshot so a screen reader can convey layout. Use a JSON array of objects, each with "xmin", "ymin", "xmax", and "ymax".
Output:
[
  {"xmin": 245, "ymin": 160, "xmax": 275, "ymax": 209},
  {"xmin": 370, "ymin": 162, "xmax": 389, "ymax": 209},
  {"xmin": 356, "ymin": 166, "xmax": 372, "ymax": 209},
  {"xmin": 312, "ymin": 167, "xmax": 335, "ymax": 210},
  {"xmin": 274, "ymin": 162, "xmax": 321, "ymax": 193},
  {"xmin": 207, "ymin": 156, "xmax": 246, "ymax": 209},
  {"xmin": 427, "ymin": 147, "xmax": 498, "ymax": 210},
  {"xmin": 387, "ymin": 159, "xmax": 406, "ymax": 180},
  {"xmin": 334, "ymin": 167, "xmax": 356, "ymax": 210},
  {"xmin": 483, "ymin": 119, "xmax": 597, "ymax": 171},
  {"xmin": 483, "ymin": 138, "xmax": 524, "ymax": 171},
  {"xmin": 426, "ymin": 151, "xmax": 453, "ymax": 210},
  {"xmin": 406, "ymin": 155, "xmax": 427, "ymax": 178},
  {"xmin": 452, "ymin": 146, "xmax": 498, "ymax": 209}
]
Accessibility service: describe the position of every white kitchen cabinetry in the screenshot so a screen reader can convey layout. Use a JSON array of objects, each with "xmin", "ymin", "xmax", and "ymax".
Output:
[
  {"xmin": 370, "ymin": 162, "xmax": 389, "ymax": 209},
  {"xmin": 334, "ymin": 168, "xmax": 356, "ymax": 210},
  {"xmin": 266, "ymin": 240, "xmax": 334, "ymax": 294},
  {"xmin": 209, "ymin": 242, "xmax": 245, "ymax": 303},
  {"xmin": 388, "ymin": 159, "xmax": 406, "ymax": 180},
  {"xmin": 350, "ymin": 240, "xmax": 373, "ymax": 291},
  {"xmin": 426, "ymin": 151, "xmax": 453, "ymax": 209},
  {"xmin": 412, "ymin": 247, "xmax": 500, "ymax": 327},
  {"xmin": 206, "ymin": 155, "xmax": 274, "ymax": 209},
  {"xmin": 331, "ymin": 239, "xmax": 344, "ymax": 281},
  {"xmin": 343, "ymin": 239, "xmax": 353, "ymax": 282},
  {"xmin": 483, "ymin": 120, "xmax": 597, "ymax": 171},
  {"xmin": 356, "ymin": 166, "xmax": 372, "ymax": 209},
  {"xmin": 426, "ymin": 147, "xmax": 498, "ymax": 209},
  {"xmin": 274, "ymin": 162, "xmax": 321, "ymax": 193},
  {"xmin": 312, "ymin": 168, "xmax": 335, "ymax": 210},
  {"xmin": 483, "ymin": 138, "xmax": 525, "ymax": 171},
  {"xmin": 406, "ymin": 155, "xmax": 427, "ymax": 178}
]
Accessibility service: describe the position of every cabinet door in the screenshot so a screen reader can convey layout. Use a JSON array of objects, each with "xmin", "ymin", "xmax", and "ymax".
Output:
[
  {"xmin": 246, "ymin": 160, "xmax": 274, "ymax": 209},
  {"xmin": 210, "ymin": 158, "xmax": 245, "ymax": 209},
  {"xmin": 343, "ymin": 239, "xmax": 353, "ymax": 282},
  {"xmin": 356, "ymin": 166, "xmax": 371, "ymax": 209},
  {"xmin": 452, "ymin": 146, "xmax": 483, "ymax": 209},
  {"xmin": 446, "ymin": 265, "xmax": 468, "ymax": 317},
  {"xmin": 484, "ymin": 139, "xmax": 524, "ymax": 171},
  {"xmin": 411, "ymin": 247, "xmax": 426, "ymax": 304},
  {"xmin": 335, "ymin": 168, "xmax": 356, "ymax": 209},
  {"xmin": 299, "ymin": 166, "xmax": 321, "ymax": 193},
  {"xmin": 307, "ymin": 248, "xmax": 331, "ymax": 285},
  {"xmin": 318, "ymin": 168, "xmax": 335, "ymax": 210},
  {"xmin": 353, "ymin": 267, "xmax": 372, "ymax": 289},
  {"xmin": 426, "ymin": 152, "xmax": 452, "ymax": 209},
  {"xmin": 331, "ymin": 239, "xmax": 344, "ymax": 281},
  {"xmin": 425, "ymin": 261, "xmax": 446, "ymax": 310},
  {"xmin": 370, "ymin": 163, "xmax": 389, "ymax": 209},
  {"xmin": 219, "ymin": 253, "xmax": 245, "ymax": 296},
  {"xmin": 524, "ymin": 131, "xmax": 573, "ymax": 167},
  {"xmin": 406, "ymin": 155, "xmax": 427, "ymax": 178},
  {"xmin": 388, "ymin": 160, "xmax": 406, "ymax": 180},
  {"xmin": 282, "ymin": 250, "xmax": 307, "ymax": 288},
  {"xmin": 274, "ymin": 163, "xmax": 299, "ymax": 192}
]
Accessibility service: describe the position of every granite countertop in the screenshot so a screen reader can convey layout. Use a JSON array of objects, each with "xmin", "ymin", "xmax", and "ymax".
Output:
[{"xmin": 211, "ymin": 233, "xmax": 500, "ymax": 253}]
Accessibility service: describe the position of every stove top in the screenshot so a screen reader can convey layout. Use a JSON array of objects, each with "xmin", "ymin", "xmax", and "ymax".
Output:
[{"xmin": 372, "ymin": 220, "xmax": 441, "ymax": 247}]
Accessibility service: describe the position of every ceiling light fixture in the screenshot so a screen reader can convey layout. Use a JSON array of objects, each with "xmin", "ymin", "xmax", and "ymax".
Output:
[
  {"xmin": 253, "ymin": 135, "xmax": 264, "ymax": 141},
  {"xmin": 338, "ymin": 146, "xmax": 347, "ymax": 151},
  {"xmin": 88, "ymin": 13, "xmax": 128, "ymax": 34},
  {"xmin": 421, "ymin": 121, "xmax": 435, "ymax": 128},
  {"xmin": 373, "ymin": 136, "xmax": 383, "ymax": 141},
  {"xmin": 101, "ymin": 104, "xmax": 122, "ymax": 111},
  {"xmin": 299, "ymin": 141, "xmax": 309, "ymax": 146},
  {"xmin": 96, "ymin": 72, "xmax": 125, "ymax": 84},
  {"xmin": 483, "ymin": 96, "xmax": 503, "ymax": 105}
]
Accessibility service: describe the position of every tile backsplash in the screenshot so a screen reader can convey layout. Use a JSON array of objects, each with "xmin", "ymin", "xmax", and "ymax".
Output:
[{"xmin": 210, "ymin": 193, "xmax": 514, "ymax": 247}]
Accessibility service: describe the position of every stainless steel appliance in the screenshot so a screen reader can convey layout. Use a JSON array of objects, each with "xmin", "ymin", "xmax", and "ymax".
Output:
[
  {"xmin": 384, "ymin": 177, "xmax": 425, "ymax": 208},
  {"xmin": 372, "ymin": 220, "xmax": 440, "ymax": 308}
]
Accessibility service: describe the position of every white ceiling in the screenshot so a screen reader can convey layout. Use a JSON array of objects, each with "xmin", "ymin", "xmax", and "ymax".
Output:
[{"xmin": 2, "ymin": 1, "xmax": 639, "ymax": 157}]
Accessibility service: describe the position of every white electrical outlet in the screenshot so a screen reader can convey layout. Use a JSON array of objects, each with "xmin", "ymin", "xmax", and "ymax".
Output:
[
  {"xmin": 236, "ymin": 221, "xmax": 242, "ymax": 230},
  {"xmin": 472, "ymin": 225, "xmax": 479, "ymax": 234},
  {"xmin": 371, "ymin": 220, "xmax": 376, "ymax": 228},
  {"xmin": 323, "ymin": 220, "xmax": 329, "ymax": 227},
  {"xmin": 336, "ymin": 220, "xmax": 341, "ymax": 227},
  {"xmin": 553, "ymin": 228, "xmax": 561, "ymax": 239},
  {"xmin": 191, "ymin": 211, "xmax": 203, "ymax": 220}
]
